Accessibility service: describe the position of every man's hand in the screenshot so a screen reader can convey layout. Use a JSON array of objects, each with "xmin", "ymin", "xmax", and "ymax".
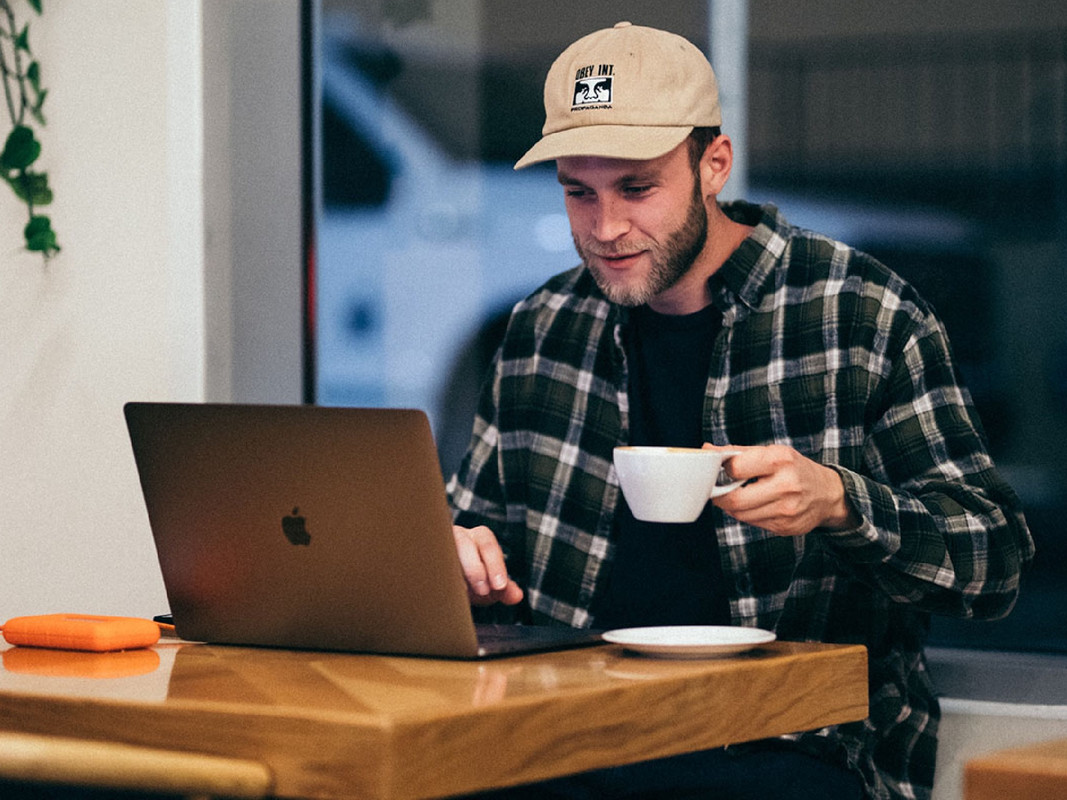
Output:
[
  {"xmin": 453, "ymin": 525, "xmax": 525, "ymax": 606},
  {"xmin": 706, "ymin": 443, "xmax": 860, "ymax": 536}
]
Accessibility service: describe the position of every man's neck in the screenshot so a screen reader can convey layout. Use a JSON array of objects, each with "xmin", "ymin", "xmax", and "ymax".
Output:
[{"xmin": 647, "ymin": 206, "xmax": 753, "ymax": 315}]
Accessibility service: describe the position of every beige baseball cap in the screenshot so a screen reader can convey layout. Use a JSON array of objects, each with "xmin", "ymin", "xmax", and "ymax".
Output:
[{"xmin": 514, "ymin": 21, "xmax": 722, "ymax": 170}]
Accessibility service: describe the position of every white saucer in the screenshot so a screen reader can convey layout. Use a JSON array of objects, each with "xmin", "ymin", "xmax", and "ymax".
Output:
[{"xmin": 602, "ymin": 625, "xmax": 776, "ymax": 659}]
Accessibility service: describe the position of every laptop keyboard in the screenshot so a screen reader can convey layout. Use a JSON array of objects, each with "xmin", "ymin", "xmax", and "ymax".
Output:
[{"xmin": 475, "ymin": 623, "xmax": 603, "ymax": 647}]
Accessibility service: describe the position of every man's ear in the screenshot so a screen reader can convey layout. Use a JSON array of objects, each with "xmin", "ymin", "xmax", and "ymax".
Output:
[{"xmin": 699, "ymin": 134, "xmax": 734, "ymax": 198}]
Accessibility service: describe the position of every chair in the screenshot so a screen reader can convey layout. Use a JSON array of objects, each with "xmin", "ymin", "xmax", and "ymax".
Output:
[{"xmin": 0, "ymin": 732, "xmax": 272, "ymax": 800}]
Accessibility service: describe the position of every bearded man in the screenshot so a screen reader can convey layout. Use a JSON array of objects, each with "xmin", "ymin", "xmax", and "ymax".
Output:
[{"xmin": 448, "ymin": 22, "xmax": 1033, "ymax": 800}]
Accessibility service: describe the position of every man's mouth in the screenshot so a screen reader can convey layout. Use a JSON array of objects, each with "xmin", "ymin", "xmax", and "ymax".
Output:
[{"xmin": 591, "ymin": 250, "xmax": 646, "ymax": 270}]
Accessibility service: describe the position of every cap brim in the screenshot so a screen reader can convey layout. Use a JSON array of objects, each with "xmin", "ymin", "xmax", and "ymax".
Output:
[{"xmin": 514, "ymin": 125, "xmax": 694, "ymax": 170}]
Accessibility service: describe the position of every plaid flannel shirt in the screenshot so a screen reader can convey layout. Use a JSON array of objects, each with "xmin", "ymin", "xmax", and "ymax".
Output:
[{"xmin": 449, "ymin": 201, "xmax": 1034, "ymax": 800}]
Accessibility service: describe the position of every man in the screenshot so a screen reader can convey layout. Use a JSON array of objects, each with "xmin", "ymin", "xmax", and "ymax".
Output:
[{"xmin": 448, "ymin": 21, "xmax": 1033, "ymax": 800}]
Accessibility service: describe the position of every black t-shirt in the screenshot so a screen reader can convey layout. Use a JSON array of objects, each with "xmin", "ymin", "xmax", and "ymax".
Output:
[{"xmin": 592, "ymin": 303, "xmax": 732, "ymax": 629}]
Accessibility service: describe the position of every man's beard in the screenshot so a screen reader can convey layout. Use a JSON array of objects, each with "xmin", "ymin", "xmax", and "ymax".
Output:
[{"xmin": 573, "ymin": 181, "xmax": 708, "ymax": 307}]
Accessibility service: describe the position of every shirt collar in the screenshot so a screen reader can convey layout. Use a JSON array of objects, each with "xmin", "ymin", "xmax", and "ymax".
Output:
[
  {"xmin": 597, "ymin": 201, "xmax": 791, "ymax": 324},
  {"xmin": 711, "ymin": 201, "xmax": 791, "ymax": 314}
]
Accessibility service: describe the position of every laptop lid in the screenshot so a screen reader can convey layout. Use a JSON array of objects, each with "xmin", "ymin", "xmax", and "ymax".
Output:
[{"xmin": 124, "ymin": 402, "xmax": 600, "ymax": 659}]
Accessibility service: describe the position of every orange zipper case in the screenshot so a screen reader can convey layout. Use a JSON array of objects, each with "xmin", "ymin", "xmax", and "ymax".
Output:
[{"xmin": 1, "ymin": 614, "xmax": 161, "ymax": 652}]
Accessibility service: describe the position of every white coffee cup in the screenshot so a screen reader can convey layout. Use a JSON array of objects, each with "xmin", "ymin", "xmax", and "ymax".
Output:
[{"xmin": 613, "ymin": 446, "xmax": 743, "ymax": 523}]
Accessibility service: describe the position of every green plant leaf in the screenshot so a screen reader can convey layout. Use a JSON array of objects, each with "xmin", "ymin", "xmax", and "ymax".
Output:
[
  {"xmin": 29, "ymin": 80, "xmax": 48, "ymax": 124},
  {"xmin": 14, "ymin": 23, "xmax": 30, "ymax": 52},
  {"xmin": 24, "ymin": 215, "xmax": 59, "ymax": 256},
  {"xmin": 5, "ymin": 174, "xmax": 32, "ymax": 203},
  {"xmin": 30, "ymin": 96, "xmax": 47, "ymax": 126},
  {"xmin": 1, "ymin": 125, "xmax": 41, "ymax": 170},
  {"xmin": 3, "ymin": 0, "xmax": 57, "ymax": 260},
  {"xmin": 11, "ymin": 169, "xmax": 52, "ymax": 205}
]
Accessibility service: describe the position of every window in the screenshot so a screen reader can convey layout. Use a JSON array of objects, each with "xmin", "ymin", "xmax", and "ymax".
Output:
[{"xmin": 313, "ymin": 1, "xmax": 1067, "ymax": 654}]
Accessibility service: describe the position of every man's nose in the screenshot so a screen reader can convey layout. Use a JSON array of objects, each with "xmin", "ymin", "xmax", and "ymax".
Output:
[{"xmin": 591, "ymin": 197, "xmax": 631, "ymax": 241}]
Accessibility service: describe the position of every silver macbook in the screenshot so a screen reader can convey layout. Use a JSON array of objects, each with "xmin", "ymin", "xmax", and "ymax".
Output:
[{"xmin": 124, "ymin": 402, "xmax": 602, "ymax": 659}]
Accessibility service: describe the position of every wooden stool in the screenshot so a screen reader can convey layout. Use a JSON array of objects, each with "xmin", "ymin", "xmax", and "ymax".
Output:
[
  {"xmin": 965, "ymin": 737, "xmax": 1067, "ymax": 800},
  {"xmin": 0, "ymin": 732, "xmax": 272, "ymax": 799}
]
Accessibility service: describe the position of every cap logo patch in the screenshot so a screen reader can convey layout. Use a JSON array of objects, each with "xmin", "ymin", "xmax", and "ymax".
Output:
[{"xmin": 572, "ymin": 64, "xmax": 614, "ymax": 110}]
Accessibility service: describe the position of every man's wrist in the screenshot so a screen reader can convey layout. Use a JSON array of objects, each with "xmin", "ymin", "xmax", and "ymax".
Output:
[{"xmin": 821, "ymin": 466, "xmax": 861, "ymax": 531}]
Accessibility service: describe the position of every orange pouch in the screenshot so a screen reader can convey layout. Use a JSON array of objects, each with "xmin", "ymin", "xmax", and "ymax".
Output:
[{"xmin": 1, "ymin": 614, "xmax": 161, "ymax": 652}]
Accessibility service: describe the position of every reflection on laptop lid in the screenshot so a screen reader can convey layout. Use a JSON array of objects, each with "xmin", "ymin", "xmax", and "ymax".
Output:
[{"xmin": 124, "ymin": 402, "xmax": 601, "ymax": 659}]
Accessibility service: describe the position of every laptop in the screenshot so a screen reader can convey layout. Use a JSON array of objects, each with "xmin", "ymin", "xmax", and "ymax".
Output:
[{"xmin": 123, "ymin": 402, "xmax": 602, "ymax": 659}]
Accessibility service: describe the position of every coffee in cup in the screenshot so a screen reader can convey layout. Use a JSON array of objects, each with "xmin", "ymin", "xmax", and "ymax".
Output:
[{"xmin": 613, "ymin": 446, "xmax": 742, "ymax": 523}]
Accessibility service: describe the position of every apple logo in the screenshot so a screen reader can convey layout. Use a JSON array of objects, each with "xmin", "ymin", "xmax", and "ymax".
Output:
[{"xmin": 281, "ymin": 507, "xmax": 311, "ymax": 545}]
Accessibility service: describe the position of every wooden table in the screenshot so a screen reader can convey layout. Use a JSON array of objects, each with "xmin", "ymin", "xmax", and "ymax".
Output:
[
  {"xmin": 0, "ymin": 638, "xmax": 868, "ymax": 799},
  {"xmin": 965, "ymin": 737, "xmax": 1067, "ymax": 800}
]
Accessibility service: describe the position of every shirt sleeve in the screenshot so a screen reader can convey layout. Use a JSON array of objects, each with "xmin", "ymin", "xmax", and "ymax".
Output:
[
  {"xmin": 447, "ymin": 346, "xmax": 534, "ymax": 626},
  {"xmin": 447, "ymin": 350, "xmax": 509, "ymax": 534},
  {"xmin": 822, "ymin": 314, "xmax": 1034, "ymax": 619}
]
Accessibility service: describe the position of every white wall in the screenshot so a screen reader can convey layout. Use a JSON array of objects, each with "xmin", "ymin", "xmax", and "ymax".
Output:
[
  {"xmin": 0, "ymin": 1, "xmax": 302, "ymax": 620},
  {"xmin": 203, "ymin": 0, "xmax": 305, "ymax": 404}
]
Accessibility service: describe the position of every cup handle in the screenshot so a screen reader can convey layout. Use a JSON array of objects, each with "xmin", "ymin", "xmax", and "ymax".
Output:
[{"xmin": 708, "ymin": 452, "xmax": 744, "ymax": 498}]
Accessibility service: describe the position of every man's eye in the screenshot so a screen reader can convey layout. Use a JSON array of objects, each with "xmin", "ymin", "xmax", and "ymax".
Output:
[
  {"xmin": 564, "ymin": 188, "xmax": 592, "ymax": 199},
  {"xmin": 623, "ymin": 184, "xmax": 653, "ymax": 196}
]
